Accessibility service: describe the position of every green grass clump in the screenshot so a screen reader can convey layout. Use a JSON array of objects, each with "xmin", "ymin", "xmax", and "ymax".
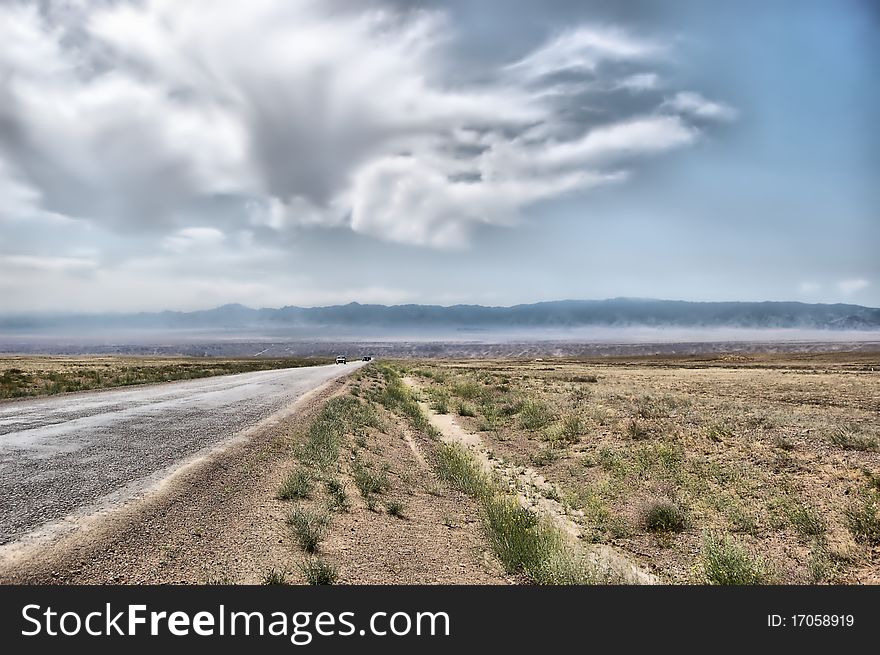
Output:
[
  {"xmin": 477, "ymin": 405, "xmax": 501, "ymax": 432},
  {"xmin": 500, "ymin": 399, "xmax": 525, "ymax": 416},
  {"xmin": 635, "ymin": 396, "xmax": 668, "ymax": 419},
  {"xmin": 385, "ymin": 500, "xmax": 406, "ymax": 519},
  {"xmin": 785, "ymin": 499, "xmax": 826, "ymax": 541},
  {"xmin": 483, "ymin": 495, "xmax": 553, "ymax": 575},
  {"xmin": 642, "ymin": 499, "xmax": 688, "ymax": 533},
  {"xmin": 560, "ymin": 414, "xmax": 585, "ymax": 443},
  {"xmin": 261, "ymin": 567, "xmax": 288, "ymax": 585},
  {"xmin": 482, "ymin": 495, "xmax": 594, "ymax": 584},
  {"xmin": 706, "ymin": 422, "xmax": 734, "ymax": 442},
  {"xmin": 843, "ymin": 490, "xmax": 880, "ymax": 545},
  {"xmin": 808, "ymin": 546, "xmax": 837, "ymax": 583},
  {"xmin": 300, "ymin": 396, "xmax": 379, "ymax": 468},
  {"xmin": 373, "ymin": 365, "xmax": 439, "ymax": 437},
  {"xmin": 535, "ymin": 549, "xmax": 597, "ymax": 585},
  {"xmin": 287, "ymin": 510, "xmax": 329, "ymax": 553},
  {"xmin": 434, "ymin": 442, "xmax": 490, "ymax": 498},
  {"xmin": 518, "ymin": 400, "xmax": 554, "ymax": 431},
  {"xmin": 531, "ymin": 446, "xmax": 560, "ymax": 467},
  {"xmin": 431, "ymin": 393, "xmax": 450, "ymax": 414},
  {"xmin": 352, "ymin": 460, "xmax": 391, "ymax": 500},
  {"xmin": 828, "ymin": 426, "xmax": 879, "ymax": 452},
  {"xmin": 426, "ymin": 370, "xmax": 448, "ymax": 384},
  {"xmin": 277, "ymin": 469, "xmax": 313, "ymax": 500},
  {"xmin": 451, "ymin": 380, "xmax": 484, "ymax": 401},
  {"xmin": 324, "ymin": 478, "xmax": 349, "ymax": 512},
  {"xmin": 434, "ymin": 442, "xmax": 594, "ymax": 584},
  {"xmin": 701, "ymin": 533, "xmax": 769, "ymax": 585},
  {"xmin": 456, "ymin": 401, "xmax": 477, "ymax": 417},
  {"xmin": 299, "ymin": 557, "xmax": 339, "ymax": 585}
]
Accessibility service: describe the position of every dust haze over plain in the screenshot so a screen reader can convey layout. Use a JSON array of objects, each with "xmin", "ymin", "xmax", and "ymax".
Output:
[
  {"xmin": 2, "ymin": 300, "xmax": 879, "ymax": 358},
  {"xmin": 0, "ymin": 0, "xmax": 877, "ymax": 343}
]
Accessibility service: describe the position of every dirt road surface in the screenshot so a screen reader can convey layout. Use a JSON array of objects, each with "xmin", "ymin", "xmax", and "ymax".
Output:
[{"xmin": 0, "ymin": 362, "xmax": 364, "ymax": 549}]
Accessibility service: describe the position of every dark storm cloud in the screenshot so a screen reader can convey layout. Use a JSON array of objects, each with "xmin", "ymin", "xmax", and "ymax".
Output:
[
  {"xmin": 24, "ymin": 1, "xmax": 871, "ymax": 313},
  {"xmin": 0, "ymin": 0, "xmax": 731, "ymax": 247}
]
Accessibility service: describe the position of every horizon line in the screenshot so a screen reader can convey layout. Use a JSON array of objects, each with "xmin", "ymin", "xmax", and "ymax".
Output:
[{"xmin": 3, "ymin": 296, "xmax": 879, "ymax": 317}]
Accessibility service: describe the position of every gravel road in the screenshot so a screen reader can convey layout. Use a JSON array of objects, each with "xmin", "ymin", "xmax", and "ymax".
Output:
[{"xmin": 0, "ymin": 362, "xmax": 364, "ymax": 546}]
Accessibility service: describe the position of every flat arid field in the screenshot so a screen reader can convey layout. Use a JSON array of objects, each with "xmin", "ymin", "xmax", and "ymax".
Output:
[
  {"xmin": 0, "ymin": 355, "xmax": 328, "ymax": 399},
  {"xmin": 2, "ymin": 352, "xmax": 878, "ymax": 586},
  {"xmin": 397, "ymin": 353, "xmax": 880, "ymax": 584}
]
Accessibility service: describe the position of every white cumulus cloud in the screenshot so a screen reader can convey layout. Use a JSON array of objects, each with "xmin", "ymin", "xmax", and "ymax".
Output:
[{"xmin": 0, "ymin": 0, "xmax": 733, "ymax": 251}]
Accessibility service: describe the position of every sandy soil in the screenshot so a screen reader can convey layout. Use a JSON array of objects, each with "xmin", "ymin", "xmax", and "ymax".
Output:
[
  {"xmin": 6, "ymin": 352, "xmax": 875, "ymax": 586},
  {"xmin": 407, "ymin": 354, "xmax": 880, "ymax": 584},
  {"xmin": 0, "ymin": 376, "xmax": 349, "ymax": 583},
  {"xmin": 306, "ymin": 421, "xmax": 511, "ymax": 585},
  {"xmin": 404, "ymin": 377, "xmax": 656, "ymax": 584},
  {"xmin": 0, "ymin": 363, "xmax": 363, "ymax": 547},
  {"xmin": 0, "ymin": 369, "xmax": 509, "ymax": 585}
]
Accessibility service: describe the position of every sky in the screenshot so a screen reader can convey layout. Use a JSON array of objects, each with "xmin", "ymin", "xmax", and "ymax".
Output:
[{"xmin": 0, "ymin": 0, "xmax": 877, "ymax": 312}]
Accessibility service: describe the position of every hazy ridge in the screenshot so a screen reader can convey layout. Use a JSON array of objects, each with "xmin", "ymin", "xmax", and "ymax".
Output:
[{"xmin": 3, "ymin": 298, "xmax": 879, "ymax": 333}]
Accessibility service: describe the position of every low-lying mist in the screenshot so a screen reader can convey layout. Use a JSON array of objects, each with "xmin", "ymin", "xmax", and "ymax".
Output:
[{"xmin": 3, "ymin": 298, "xmax": 879, "ymax": 356}]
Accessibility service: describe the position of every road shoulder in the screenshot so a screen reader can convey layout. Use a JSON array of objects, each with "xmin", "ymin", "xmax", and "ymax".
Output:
[{"xmin": 0, "ymin": 377, "xmax": 347, "ymax": 583}]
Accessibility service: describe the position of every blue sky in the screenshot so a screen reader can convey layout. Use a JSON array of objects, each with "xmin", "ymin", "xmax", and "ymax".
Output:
[{"xmin": 0, "ymin": 0, "xmax": 876, "ymax": 311}]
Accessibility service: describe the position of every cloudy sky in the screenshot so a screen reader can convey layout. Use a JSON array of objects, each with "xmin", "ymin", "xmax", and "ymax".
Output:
[{"xmin": 0, "ymin": 0, "xmax": 877, "ymax": 312}]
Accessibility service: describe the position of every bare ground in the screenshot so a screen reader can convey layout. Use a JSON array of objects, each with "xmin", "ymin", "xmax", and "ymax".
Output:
[
  {"xmin": 4, "ymin": 352, "xmax": 876, "ymax": 585},
  {"xmin": 303, "ymin": 422, "xmax": 509, "ymax": 584},
  {"xmin": 405, "ymin": 376, "xmax": 656, "ymax": 584},
  {"xmin": 0, "ymin": 374, "xmax": 508, "ymax": 584},
  {"xmin": 405, "ymin": 354, "xmax": 880, "ymax": 584}
]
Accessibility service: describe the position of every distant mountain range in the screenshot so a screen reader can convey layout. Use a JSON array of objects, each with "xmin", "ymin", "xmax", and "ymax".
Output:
[{"xmin": 3, "ymin": 299, "xmax": 880, "ymax": 332}]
